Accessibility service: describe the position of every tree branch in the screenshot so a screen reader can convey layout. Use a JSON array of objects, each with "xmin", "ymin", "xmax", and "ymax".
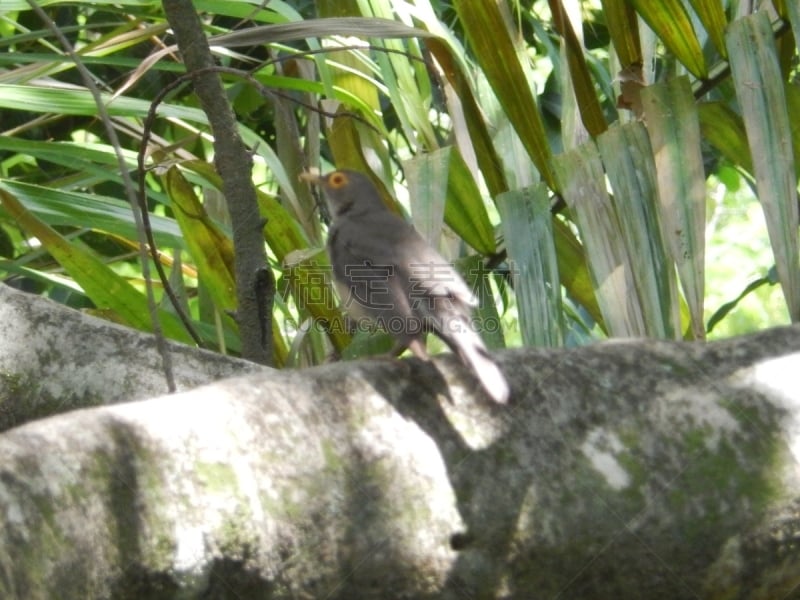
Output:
[
  {"xmin": 1, "ymin": 285, "xmax": 799, "ymax": 598},
  {"xmin": 162, "ymin": 0, "xmax": 273, "ymax": 365}
]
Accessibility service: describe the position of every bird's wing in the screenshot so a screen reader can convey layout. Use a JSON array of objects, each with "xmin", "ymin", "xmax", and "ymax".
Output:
[
  {"xmin": 343, "ymin": 213, "xmax": 478, "ymax": 308},
  {"xmin": 391, "ymin": 231, "xmax": 478, "ymax": 312},
  {"xmin": 329, "ymin": 210, "xmax": 478, "ymax": 319},
  {"xmin": 327, "ymin": 216, "xmax": 415, "ymax": 321}
]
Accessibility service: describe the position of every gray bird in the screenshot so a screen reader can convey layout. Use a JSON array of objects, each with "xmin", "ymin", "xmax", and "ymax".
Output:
[{"xmin": 301, "ymin": 169, "xmax": 509, "ymax": 404}]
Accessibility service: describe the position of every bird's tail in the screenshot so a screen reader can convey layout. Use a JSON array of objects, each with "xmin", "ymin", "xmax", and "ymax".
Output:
[{"xmin": 441, "ymin": 322, "xmax": 509, "ymax": 404}]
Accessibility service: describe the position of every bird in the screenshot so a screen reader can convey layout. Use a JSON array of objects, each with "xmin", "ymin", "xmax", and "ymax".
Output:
[{"xmin": 300, "ymin": 168, "xmax": 509, "ymax": 404}]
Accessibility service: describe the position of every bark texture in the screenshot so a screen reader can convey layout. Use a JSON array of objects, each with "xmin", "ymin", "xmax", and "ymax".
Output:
[
  {"xmin": 162, "ymin": 0, "xmax": 273, "ymax": 365},
  {"xmin": 1, "ymin": 284, "xmax": 800, "ymax": 599},
  {"xmin": 0, "ymin": 284, "xmax": 266, "ymax": 431}
]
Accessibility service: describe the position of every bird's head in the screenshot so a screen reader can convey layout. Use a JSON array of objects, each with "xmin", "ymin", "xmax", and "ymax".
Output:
[{"xmin": 300, "ymin": 169, "xmax": 387, "ymax": 219}]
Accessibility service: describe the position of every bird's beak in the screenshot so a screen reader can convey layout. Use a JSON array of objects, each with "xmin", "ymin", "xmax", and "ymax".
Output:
[{"xmin": 299, "ymin": 170, "xmax": 321, "ymax": 185}]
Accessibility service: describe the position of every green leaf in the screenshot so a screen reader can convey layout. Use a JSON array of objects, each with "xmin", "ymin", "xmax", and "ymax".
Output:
[
  {"xmin": 498, "ymin": 184, "xmax": 563, "ymax": 347},
  {"xmin": 553, "ymin": 218, "xmax": 604, "ymax": 332},
  {"xmin": 600, "ymin": 0, "xmax": 642, "ymax": 66},
  {"xmin": 405, "ymin": 148, "xmax": 449, "ymax": 248},
  {"xmin": 548, "ymin": 0, "xmax": 607, "ymax": 137},
  {"xmin": 444, "ymin": 149, "xmax": 497, "ymax": 256},
  {"xmin": 0, "ymin": 83, "xmax": 205, "ymax": 121},
  {"xmin": 686, "ymin": 0, "xmax": 728, "ymax": 58},
  {"xmin": 162, "ymin": 167, "xmax": 238, "ymax": 321},
  {"xmin": 461, "ymin": 254, "xmax": 506, "ymax": 350},
  {"xmin": 423, "ymin": 37, "xmax": 509, "ymax": 198},
  {"xmin": 727, "ymin": 12, "xmax": 800, "ymax": 322},
  {"xmin": 627, "ymin": 0, "xmax": 708, "ymax": 78},
  {"xmin": 785, "ymin": 84, "xmax": 800, "ymax": 182},
  {"xmin": 778, "ymin": 0, "xmax": 800, "ymax": 62},
  {"xmin": 180, "ymin": 160, "xmax": 310, "ymax": 264},
  {"xmin": 454, "ymin": 2, "xmax": 557, "ymax": 189},
  {"xmin": 209, "ymin": 17, "xmax": 435, "ymax": 48},
  {"xmin": 0, "ymin": 138, "xmax": 144, "ymax": 191},
  {"xmin": 697, "ymin": 102, "xmax": 753, "ymax": 174},
  {"xmin": 2, "ymin": 0, "xmax": 158, "ymax": 8},
  {"xmin": 0, "ymin": 179, "xmax": 183, "ymax": 249},
  {"xmin": 0, "ymin": 188, "xmax": 193, "ymax": 343},
  {"xmin": 555, "ymin": 143, "xmax": 646, "ymax": 337},
  {"xmin": 282, "ymin": 248, "xmax": 351, "ymax": 353},
  {"xmin": 641, "ymin": 77, "xmax": 706, "ymax": 339},
  {"xmin": 597, "ymin": 122, "xmax": 681, "ymax": 339},
  {"xmin": 707, "ymin": 267, "xmax": 779, "ymax": 334}
]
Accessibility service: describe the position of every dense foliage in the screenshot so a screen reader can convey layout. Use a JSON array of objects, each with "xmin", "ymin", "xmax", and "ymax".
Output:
[{"xmin": 0, "ymin": 0, "xmax": 797, "ymax": 368}]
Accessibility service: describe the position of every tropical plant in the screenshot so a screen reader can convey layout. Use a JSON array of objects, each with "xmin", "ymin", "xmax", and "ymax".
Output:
[{"xmin": 0, "ymin": 0, "xmax": 797, "ymax": 373}]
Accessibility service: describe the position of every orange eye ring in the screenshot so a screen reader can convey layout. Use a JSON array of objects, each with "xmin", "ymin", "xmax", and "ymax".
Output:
[{"xmin": 327, "ymin": 171, "xmax": 349, "ymax": 189}]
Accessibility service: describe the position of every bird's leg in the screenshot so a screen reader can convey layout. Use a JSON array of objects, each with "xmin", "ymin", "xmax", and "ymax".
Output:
[
  {"xmin": 364, "ymin": 337, "xmax": 411, "ymax": 362},
  {"xmin": 388, "ymin": 339, "xmax": 410, "ymax": 357},
  {"xmin": 407, "ymin": 338, "xmax": 430, "ymax": 361},
  {"xmin": 381, "ymin": 337, "xmax": 428, "ymax": 360}
]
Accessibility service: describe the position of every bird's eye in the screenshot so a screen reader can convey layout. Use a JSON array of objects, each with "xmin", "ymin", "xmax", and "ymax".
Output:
[{"xmin": 328, "ymin": 172, "xmax": 348, "ymax": 189}]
